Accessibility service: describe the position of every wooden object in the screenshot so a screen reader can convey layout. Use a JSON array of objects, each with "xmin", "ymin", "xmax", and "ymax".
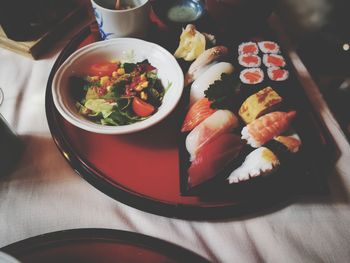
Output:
[{"xmin": 0, "ymin": 3, "xmax": 88, "ymax": 59}]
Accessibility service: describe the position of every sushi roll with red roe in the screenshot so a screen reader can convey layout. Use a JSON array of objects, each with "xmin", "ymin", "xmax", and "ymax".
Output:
[
  {"xmin": 240, "ymin": 68, "xmax": 264, "ymax": 84},
  {"xmin": 238, "ymin": 54, "xmax": 261, "ymax": 67},
  {"xmin": 267, "ymin": 67, "xmax": 289, "ymax": 81},
  {"xmin": 258, "ymin": 41, "xmax": 280, "ymax": 54},
  {"xmin": 263, "ymin": 54, "xmax": 286, "ymax": 67},
  {"xmin": 238, "ymin": 42, "xmax": 259, "ymax": 55}
]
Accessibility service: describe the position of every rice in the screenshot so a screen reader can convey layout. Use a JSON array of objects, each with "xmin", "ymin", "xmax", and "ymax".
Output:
[{"xmin": 241, "ymin": 126, "xmax": 261, "ymax": 148}]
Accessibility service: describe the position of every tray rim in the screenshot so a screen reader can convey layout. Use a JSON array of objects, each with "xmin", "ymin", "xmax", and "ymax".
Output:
[
  {"xmin": 44, "ymin": 23, "xmax": 332, "ymax": 220},
  {"xmin": 1, "ymin": 228, "xmax": 209, "ymax": 263}
]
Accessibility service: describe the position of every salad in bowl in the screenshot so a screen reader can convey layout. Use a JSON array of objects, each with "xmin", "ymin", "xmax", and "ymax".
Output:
[{"xmin": 52, "ymin": 38, "xmax": 184, "ymax": 134}]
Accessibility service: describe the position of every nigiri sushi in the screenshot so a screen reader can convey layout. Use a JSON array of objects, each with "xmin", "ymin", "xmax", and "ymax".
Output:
[
  {"xmin": 185, "ymin": 46, "xmax": 228, "ymax": 86},
  {"xmin": 274, "ymin": 135, "xmax": 301, "ymax": 153},
  {"xmin": 238, "ymin": 42, "xmax": 259, "ymax": 55},
  {"xmin": 241, "ymin": 111, "xmax": 296, "ymax": 148},
  {"xmin": 188, "ymin": 133, "xmax": 244, "ymax": 188},
  {"xmin": 181, "ymin": 98, "xmax": 217, "ymax": 132},
  {"xmin": 186, "ymin": 110, "xmax": 239, "ymax": 160},
  {"xmin": 227, "ymin": 147, "xmax": 280, "ymax": 184},
  {"xmin": 239, "ymin": 87, "xmax": 282, "ymax": 124},
  {"xmin": 190, "ymin": 62, "xmax": 234, "ymax": 105}
]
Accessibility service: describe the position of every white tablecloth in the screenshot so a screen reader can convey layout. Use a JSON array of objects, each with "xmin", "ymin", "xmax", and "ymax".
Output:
[{"xmin": 1, "ymin": 29, "xmax": 350, "ymax": 263}]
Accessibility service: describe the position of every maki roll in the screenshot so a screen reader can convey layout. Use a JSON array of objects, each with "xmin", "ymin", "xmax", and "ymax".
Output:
[
  {"xmin": 267, "ymin": 67, "xmax": 289, "ymax": 81},
  {"xmin": 238, "ymin": 42, "xmax": 259, "ymax": 55},
  {"xmin": 238, "ymin": 54, "xmax": 261, "ymax": 67},
  {"xmin": 258, "ymin": 41, "xmax": 280, "ymax": 54},
  {"xmin": 227, "ymin": 147, "xmax": 280, "ymax": 184},
  {"xmin": 240, "ymin": 68, "xmax": 264, "ymax": 84},
  {"xmin": 263, "ymin": 54, "xmax": 286, "ymax": 67}
]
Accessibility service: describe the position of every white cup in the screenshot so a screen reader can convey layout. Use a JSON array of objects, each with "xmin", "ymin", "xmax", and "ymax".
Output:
[{"xmin": 91, "ymin": 0, "xmax": 150, "ymax": 40}]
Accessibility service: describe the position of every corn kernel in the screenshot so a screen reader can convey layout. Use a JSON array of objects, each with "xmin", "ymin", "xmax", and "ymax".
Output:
[
  {"xmin": 117, "ymin": 68, "xmax": 125, "ymax": 75},
  {"xmin": 140, "ymin": 91, "xmax": 148, "ymax": 100},
  {"xmin": 140, "ymin": 74, "xmax": 146, "ymax": 81},
  {"xmin": 135, "ymin": 84, "xmax": 143, "ymax": 91},
  {"xmin": 112, "ymin": 71, "xmax": 118, "ymax": 78},
  {"xmin": 110, "ymin": 59, "xmax": 120, "ymax": 65},
  {"xmin": 141, "ymin": 81, "xmax": 148, "ymax": 88},
  {"xmin": 90, "ymin": 76, "xmax": 100, "ymax": 81},
  {"xmin": 100, "ymin": 76, "xmax": 109, "ymax": 86}
]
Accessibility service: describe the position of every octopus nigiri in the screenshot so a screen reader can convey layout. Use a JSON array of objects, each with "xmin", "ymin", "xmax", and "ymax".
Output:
[
  {"xmin": 190, "ymin": 62, "xmax": 234, "ymax": 105},
  {"xmin": 227, "ymin": 147, "xmax": 279, "ymax": 184},
  {"xmin": 186, "ymin": 110, "xmax": 239, "ymax": 160},
  {"xmin": 185, "ymin": 46, "xmax": 228, "ymax": 86},
  {"xmin": 181, "ymin": 98, "xmax": 217, "ymax": 132},
  {"xmin": 188, "ymin": 133, "xmax": 244, "ymax": 188},
  {"xmin": 227, "ymin": 134, "xmax": 302, "ymax": 184},
  {"xmin": 241, "ymin": 111, "xmax": 296, "ymax": 148}
]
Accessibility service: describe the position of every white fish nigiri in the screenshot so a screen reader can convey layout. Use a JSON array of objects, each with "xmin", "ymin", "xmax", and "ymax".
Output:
[
  {"xmin": 189, "ymin": 62, "xmax": 234, "ymax": 106},
  {"xmin": 227, "ymin": 147, "xmax": 280, "ymax": 184},
  {"xmin": 185, "ymin": 46, "xmax": 228, "ymax": 86},
  {"xmin": 186, "ymin": 110, "xmax": 239, "ymax": 160}
]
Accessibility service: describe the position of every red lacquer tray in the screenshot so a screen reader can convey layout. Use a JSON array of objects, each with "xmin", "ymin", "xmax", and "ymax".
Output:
[
  {"xmin": 1, "ymin": 229, "xmax": 208, "ymax": 263},
  {"xmin": 45, "ymin": 21, "xmax": 333, "ymax": 219}
]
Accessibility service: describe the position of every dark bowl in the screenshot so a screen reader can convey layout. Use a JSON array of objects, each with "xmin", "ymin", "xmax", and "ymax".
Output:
[{"xmin": 151, "ymin": 0, "xmax": 205, "ymax": 27}]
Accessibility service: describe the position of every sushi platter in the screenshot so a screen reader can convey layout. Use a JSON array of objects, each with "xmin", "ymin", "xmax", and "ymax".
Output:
[{"xmin": 45, "ymin": 17, "xmax": 334, "ymax": 219}]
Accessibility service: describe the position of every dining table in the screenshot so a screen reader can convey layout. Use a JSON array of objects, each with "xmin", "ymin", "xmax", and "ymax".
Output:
[{"xmin": 1, "ymin": 3, "xmax": 350, "ymax": 263}]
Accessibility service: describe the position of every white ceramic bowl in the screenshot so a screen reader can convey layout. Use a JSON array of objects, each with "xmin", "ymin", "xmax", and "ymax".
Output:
[{"xmin": 52, "ymin": 38, "xmax": 184, "ymax": 134}]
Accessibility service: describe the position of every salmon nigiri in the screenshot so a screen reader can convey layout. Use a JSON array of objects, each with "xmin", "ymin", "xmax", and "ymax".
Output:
[
  {"xmin": 181, "ymin": 98, "xmax": 217, "ymax": 132},
  {"xmin": 186, "ymin": 110, "xmax": 239, "ymax": 160},
  {"xmin": 188, "ymin": 133, "xmax": 244, "ymax": 188},
  {"xmin": 241, "ymin": 111, "xmax": 296, "ymax": 148}
]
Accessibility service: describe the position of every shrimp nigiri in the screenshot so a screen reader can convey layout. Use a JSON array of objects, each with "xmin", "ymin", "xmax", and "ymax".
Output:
[
  {"xmin": 188, "ymin": 133, "xmax": 244, "ymax": 188},
  {"xmin": 186, "ymin": 110, "xmax": 239, "ymax": 160},
  {"xmin": 181, "ymin": 98, "xmax": 217, "ymax": 132},
  {"xmin": 185, "ymin": 46, "xmax": 228, "ymax": 86},
  {"xmin": 241, "ymin": 111, "xmax": 296, "ymax": 148}
]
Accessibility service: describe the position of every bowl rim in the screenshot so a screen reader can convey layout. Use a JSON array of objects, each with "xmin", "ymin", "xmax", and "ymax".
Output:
[
  {"xmin": 151, "ymin": 0, "xmax": 205, "ymax": 24},
  {"xmin": 52, "ymin": 38, "xmax": 184, "ymax": 135},
  {"xmin": 91, "ymin": 0, "xmax": 149, "ymax": 13}
]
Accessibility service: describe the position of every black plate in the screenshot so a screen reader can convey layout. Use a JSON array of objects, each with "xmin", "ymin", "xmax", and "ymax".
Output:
[{"xmin": 1, "ymin": 229, "xmax": 209, "ymax": 263}]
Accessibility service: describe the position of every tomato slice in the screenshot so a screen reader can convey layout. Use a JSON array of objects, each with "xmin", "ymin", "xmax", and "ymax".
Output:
[
  {"xmin": 88, "ymin": 62, "xmax": 118, "ymax": 77},
  {"xmin": 132, "ymin": 97, "xmax": 155, "ymax": 117}
]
